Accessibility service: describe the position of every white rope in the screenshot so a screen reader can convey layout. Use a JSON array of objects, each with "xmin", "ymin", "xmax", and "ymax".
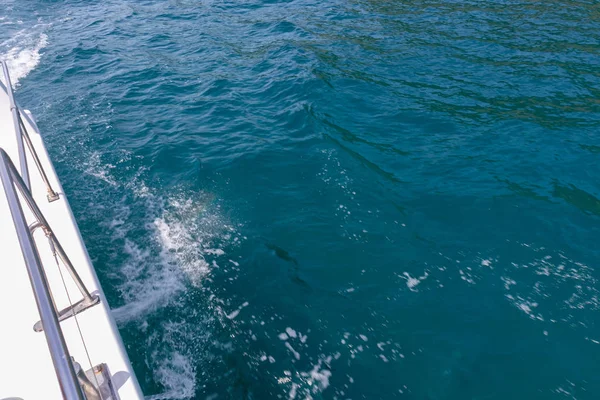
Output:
[{"xmin": 48, "ymin": 234, "xmax": 103, "ymax": 397}]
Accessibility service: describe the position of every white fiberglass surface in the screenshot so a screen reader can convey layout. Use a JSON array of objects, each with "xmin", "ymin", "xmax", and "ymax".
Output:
[{"xmin": 0, "ymin": 84, "xmax": 143, "ymax": 399}]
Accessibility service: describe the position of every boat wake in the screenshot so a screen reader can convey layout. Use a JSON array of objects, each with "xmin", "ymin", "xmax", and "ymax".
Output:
[
  {"xmin": 0, "ymin": 28, "xmax": 48, "ymax": 86},
  {"xmin": 107, "ymin": 181, "xmax": 235, "ymax": 323},
  {"xmin": 63, "ymin": 147, "xmax": 242, "ymax": 399}
]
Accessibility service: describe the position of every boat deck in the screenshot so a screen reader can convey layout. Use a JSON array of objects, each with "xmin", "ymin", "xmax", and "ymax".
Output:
[{"xmin": 0, "ymin": 76, "xmax": 143, "ymax": 398}]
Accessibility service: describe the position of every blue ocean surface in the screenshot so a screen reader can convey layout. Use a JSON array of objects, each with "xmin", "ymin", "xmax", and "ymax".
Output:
[{"xmin": 1, "ymin": 0, "xmax": 599, "ymax": 398}]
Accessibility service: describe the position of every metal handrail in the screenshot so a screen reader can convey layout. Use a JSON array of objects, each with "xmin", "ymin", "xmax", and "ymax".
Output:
[
  {"xmin": 0, "ymin": 61, "xmax": 59, "ymax": 201},
  {"xmin": 0, "ymin": 144, "xmax": 100, "ymax": 328},
  {"xmin": 0, "ymin": 148, "xmax": 84, "ymax": 399},
  {"xmin": 0, "ymin": 62, "xmax": 29, "ymax": 187}
]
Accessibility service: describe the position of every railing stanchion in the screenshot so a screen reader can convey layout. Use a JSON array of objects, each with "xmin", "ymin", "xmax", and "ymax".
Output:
[
  {"xmin": 0, "ymin": 148, "xmax": 84, "ymax": 400},
  {"xmin": 0, "ymin": 61, "xmax": 29, "ymax": 188},
  {"xmin": 1, "ymin": 60, "xmax": 60, "ymax": 201}
]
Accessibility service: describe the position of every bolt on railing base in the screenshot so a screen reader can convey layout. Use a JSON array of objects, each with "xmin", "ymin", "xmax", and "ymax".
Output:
[
  {"xmin": 34, "ymin": 294, "xmax": 101, "ymax": 332},
  {"xmin": 47, "ymin": 190, "xmax": 60, "ymax": 202}
]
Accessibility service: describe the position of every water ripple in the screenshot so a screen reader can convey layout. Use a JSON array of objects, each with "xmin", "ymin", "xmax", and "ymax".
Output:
[{"xmin": 3, "ymin": 0, "xmax": 600, "ymax": 398}]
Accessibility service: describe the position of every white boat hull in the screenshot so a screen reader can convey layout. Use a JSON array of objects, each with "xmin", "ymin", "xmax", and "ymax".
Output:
[{"xmin": 0, "ymin": 75, "xmax": 143, "ymax": 399}]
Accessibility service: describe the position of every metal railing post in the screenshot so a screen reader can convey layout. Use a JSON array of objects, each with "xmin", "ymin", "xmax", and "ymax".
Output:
[
  {"xmin": 0, "ymin": 148, "xmax": 84, "ymax": 400},
  {"xmin": 0, "ymin": 61, "xmax": 30, "ymax": 189},
  {"xmin": 3, "ymin": 150, "xmax": 94, "ymax": 303},
  {"xmin": 19, "ymin": 115, "xmax": 60, "ymax": 202}
]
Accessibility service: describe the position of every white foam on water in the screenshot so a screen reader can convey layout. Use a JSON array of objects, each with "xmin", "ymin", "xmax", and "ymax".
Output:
[
  {"xmin": 502, "ymin": 248, "xmax": 599, "ymax": 317},
  {"xmin": 226, "ymin": 301, "xmax": 249, "ymax": 320},
  {"xmin": 280, "ymin": 356, "xmax": 333, "ymax": 399},
  {"xmin": 72, "ymin": 148, "xmax": 239, "ymax": 398},
  {"xmin": 108, "ymin": 193, "xmax": 221, "ymax": 399},
  {"xmin": 112, "ymin": 189, "xmax": 229, "ymax": 323},
  {"xmin": 401, "ymin": 271, "xmax": 429, "ymax": 291},
  {"xmin": 285, "ymin": 342, "xmax": 301, "ymax": 360},
  {"xmin": 112, "ymin": 187, "xmax": 237, "ymax": 397},
  {"xmin": 501, "ymin": 276, "xmax": 517, "ymax": 290},
  {"xmin": 111, "ymin": 188, "xmax": 232, "ymax": 398},
  {"xmin": 0, "ymin": 29, "xmax": 48, "ymax": 86},
  {"xmin": 110, "ymin": 216, "xmax": 188, "ymax": 323},
  {"xmin": 285, "ymin": 327, "xmax": 297, "ymax": 338},
  {"xmin": 153, "ymin": 216, "xmax": 212, "ymax": 287},
  {"xmin": 305, "ymin": 358, "xmax": 332, "ymax": 391},
  {"xmin": 288, "ymin": 383, "xmax": 298, "ymax": 400},
  {"xmin": 82, "ymin": 151, "xmax": 118, "ymax": 186},
  {"xmin": 145, "ymin": 350, "xmax": 196, "ymax": 400},
  {"xmin": 204, "ymin": 248, "xmax": 225, "ymax": 256}
]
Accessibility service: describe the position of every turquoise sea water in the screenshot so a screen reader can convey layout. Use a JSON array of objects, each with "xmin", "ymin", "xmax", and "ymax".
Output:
[{"xmin": 2, "ymin": 0, "xmax": 600, "ymax": 398}]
